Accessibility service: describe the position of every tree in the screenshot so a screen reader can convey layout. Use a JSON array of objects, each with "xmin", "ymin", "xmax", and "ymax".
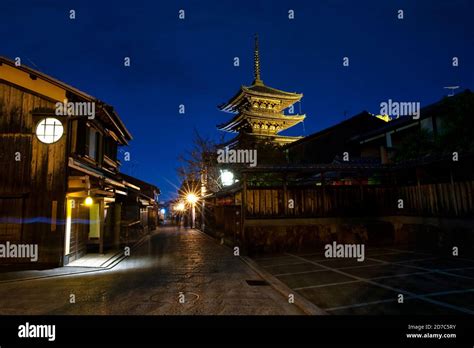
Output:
[
  {"xmin": 177, "ymin": 130, "xmax": 290, "ymax": 194},
  {"xmin": 176, "ymin": 129, "xmax": 223, "ymax": 194},
  {"xmin": 395, "ymin": 91, "xmax": 474, "ymax": 161},
  {"xmin": 395, "ymin": 128, "xmax": 438, "ymax": 162},
  {"xmin": 437, "ymin": 92, "xmax": 474, "ymax": 153}
]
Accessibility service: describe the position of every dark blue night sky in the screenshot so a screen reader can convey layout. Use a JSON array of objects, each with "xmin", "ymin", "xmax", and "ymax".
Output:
[{"xmin": 1, "ymin": 0, "xmax": 473, "ymax": 200}]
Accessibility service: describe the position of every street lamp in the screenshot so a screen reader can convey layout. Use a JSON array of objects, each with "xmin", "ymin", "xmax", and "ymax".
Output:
[
  {"xmin": 174, "ymin": 202, "xmax": 185, "ymax": 227},
  {"xmin": 220, "ymin": 169, "xmax": 234, "ymax": 186},
  {"xmin": 84, "ymin": 196, "xmax": 93, "ymax": 206},
  {"xmin": 160, "ymin": 208, "xmax": 166, "ymax": 222},
  {"xmin": 186, "ymin": 193, "xmax": 198, "ymax": 204},
  {"xmin": 186, "ymin": 193, "xmax": 198, "ymax": 228}
]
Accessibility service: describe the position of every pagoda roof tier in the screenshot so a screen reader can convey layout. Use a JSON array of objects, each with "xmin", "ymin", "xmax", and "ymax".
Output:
[
  {"xmin": 219, "ymin": 81, "xmax": 303, "ymax": 113},
  {"xmin": 243, "ymin": 83, "xmax": 303, "ymax": 99},
  {"xmin": 217, "ymin": 112, "xmax": 306, "ymax": 133},
  {"xmin": 221, "ymin": 132, "xmax": 303, "ymax": 148}
]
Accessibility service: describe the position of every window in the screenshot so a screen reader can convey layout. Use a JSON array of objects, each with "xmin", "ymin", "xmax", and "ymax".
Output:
[
  {"xmin": 35, "ymin": 118, "xmax": 64, "ymax": 144},
  {"xmin": 84, "ymin": 127, "xmax": 101, "ymax": 161},
  {"xmin": 88, "ymin": 128, "xmax": 97, "ymax": 159},
  {"xmin": 104, "ymin": 137, "xmax": 117, "ymax": 160}
]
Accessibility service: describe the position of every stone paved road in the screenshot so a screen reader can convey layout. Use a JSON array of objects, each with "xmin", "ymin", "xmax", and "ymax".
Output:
[
  {"xmin": 0, "ymin": 227, "xmax": 302, "ymax": 315},
  {"xmin": 253, "ymin": 248, "xmax": 474, "ymax": 315}
]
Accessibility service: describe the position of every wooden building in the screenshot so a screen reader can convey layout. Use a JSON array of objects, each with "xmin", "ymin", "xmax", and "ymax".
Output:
[
  {"xmin": 0, "ymin": 56, "xmax": 159, "ymax": 268},
  {"xmin": 218, "ymin": 35, "xmax": 306, "ymax": 147},
  {"xmin": 286, "ymin": 111, "xmax": 387, "ymax": 165},
  {"xmin": 351, "ymin": 90, "xmax": 474, "ymax": 165},
  {"xmin": 118, "ymin": 173, "xmax": 160, "ymax": 240}
]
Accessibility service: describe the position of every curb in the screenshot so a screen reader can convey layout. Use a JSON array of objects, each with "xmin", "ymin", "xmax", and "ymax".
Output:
[{"xmin": 240, "ymin": 256, "xmax": 328, "ymax": 316}]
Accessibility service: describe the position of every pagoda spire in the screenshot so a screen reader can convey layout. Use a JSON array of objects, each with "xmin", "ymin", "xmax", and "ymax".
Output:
[{"xmin": 253, "ymin": 34, "xmax": 263, "ymax": 85}]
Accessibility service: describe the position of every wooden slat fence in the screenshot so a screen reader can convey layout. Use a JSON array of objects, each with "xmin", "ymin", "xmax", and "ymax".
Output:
[{"xmin": 245, "ymin": 181, "xmax": 474, "ymax": 218}]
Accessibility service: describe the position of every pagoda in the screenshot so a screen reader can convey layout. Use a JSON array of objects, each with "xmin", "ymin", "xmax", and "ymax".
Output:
[{"xmin": 218, "ymin": 35, "xmax": 306, "ymax": 147}]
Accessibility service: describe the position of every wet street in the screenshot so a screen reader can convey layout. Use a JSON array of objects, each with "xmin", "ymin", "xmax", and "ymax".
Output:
[{"xmin": 0, "ymin": 227, "xmax": 301, "ymax": 315}]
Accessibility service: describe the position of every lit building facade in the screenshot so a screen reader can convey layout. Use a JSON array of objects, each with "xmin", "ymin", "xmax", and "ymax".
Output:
[{"xmin": 0, "ymin": 57, "xmax": 159, "ymax": 268}]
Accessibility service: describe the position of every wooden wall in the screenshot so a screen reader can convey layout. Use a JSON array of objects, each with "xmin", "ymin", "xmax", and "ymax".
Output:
[
  {"xmin": 0, "ymin": 81, "xmax": 68, "ymax": 265},
  {"xmin": 245, "ymin": 181, "xmax": 474, "ymax": 219},
  {"xmin": 68, "ymin": 201, "xmax": 89, "ymax": 262},
  {"xmin": 203, "ymin": 204, "xmax": 241, "ymax": 245}
]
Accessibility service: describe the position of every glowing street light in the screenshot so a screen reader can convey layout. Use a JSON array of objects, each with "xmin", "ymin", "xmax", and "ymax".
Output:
[
  {"xmin": 186, "ymin": 193, "xmax": 198, "ymax": 204},
  {"xmin": 186, "ymin": 193, "xmax": 198, "ymax": 228},
  {"xmin": 175, "ymin": 202, "xmax": 185, "ymax": 211},
  {"xmin": 174, "ymin": 202, "xmax": 185, "ymax": 227},
  {"xmin": 84, "ymin": 196, "xmax": 93, "ymax": 206},
  {"xmin": 220, "ymin": 170, "xmax": 234, "ymax": 186}
]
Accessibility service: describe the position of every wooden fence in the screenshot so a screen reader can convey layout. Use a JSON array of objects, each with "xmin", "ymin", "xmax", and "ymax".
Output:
[
  {"xmin": 245, "ymin": 181, "xmax": 474, "ymax": 218},
  {"xmin": 202, "ymin": 204, "xmax": 241, "ymax": 244}
]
